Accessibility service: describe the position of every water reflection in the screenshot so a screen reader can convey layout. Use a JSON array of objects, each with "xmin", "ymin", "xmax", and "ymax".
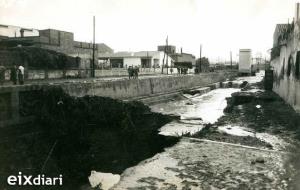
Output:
[{"xmin": 151, "ymin": 88, "xmax": 240, "ymax": 136}]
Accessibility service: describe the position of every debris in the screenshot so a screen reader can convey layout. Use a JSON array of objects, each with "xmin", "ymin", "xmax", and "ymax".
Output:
[
  {"xmin": 251, "ymin": 157, "xmax": 265, "ymax": 165},
  {"xmin": 88, "ymin": 171, "xmax": 120, "ymax": 189}
]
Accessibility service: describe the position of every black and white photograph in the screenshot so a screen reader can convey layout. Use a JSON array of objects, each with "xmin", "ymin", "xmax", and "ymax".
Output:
[{"xmin": 1, "ymin": 0, "xmax": 300, "ymax": 189}]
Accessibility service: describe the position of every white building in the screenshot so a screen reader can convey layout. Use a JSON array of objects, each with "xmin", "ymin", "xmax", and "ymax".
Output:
[
  {"xmin": 0, "ymin": 24, "xmax": 39, "ymax": 38},
  {"xmin": 98, "ymin": 51, "xmax": 173, "ymax": 69}
]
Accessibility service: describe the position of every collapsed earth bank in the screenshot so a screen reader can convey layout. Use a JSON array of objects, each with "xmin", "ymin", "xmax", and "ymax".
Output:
[{"xmin": 0, "ymin": 87, "xmax": 178, "ymax": 189}]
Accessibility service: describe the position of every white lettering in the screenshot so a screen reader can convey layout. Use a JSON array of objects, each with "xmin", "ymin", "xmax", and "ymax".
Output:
[
  {"xmin": 23, "ymin": 175, "xmax": 33, "ymax": 185},
  {"xmin": 7, "ymin": 176, "xmax": 17, "ymax": 185}
]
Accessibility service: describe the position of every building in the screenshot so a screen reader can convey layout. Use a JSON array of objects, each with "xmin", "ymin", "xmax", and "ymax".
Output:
[
  {"xmin": 157, "ymin": 46, "xmax": 196, "ymax": 73},
  {"xmin": 157, "ymin": 45, "xmax": 176, "ymax": 54},
  {"xmin": 0, "ymin": 24, "xmax": 113, "ymax": 61},
  {"xmin": 195, "ymin": 57, "xmax": 210, "ymax": 72},
  {"xmin": 98, "ymin": 51, "xmax": 173, "ymax": 69},
  {"xmin": 170, "ymin": 52, "xmax": 196, "ymax": 73},
  {"xmin": 0, "ymin": 24, "xmax": 39, "ymax": 38},
  {"xmin": 270, "ymin": 3, "xmax": 300, "ymax": 112}
]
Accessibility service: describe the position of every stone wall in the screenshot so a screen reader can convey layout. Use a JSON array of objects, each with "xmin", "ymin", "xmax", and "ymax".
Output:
[
  {"xmin": 60, "ymin": 72, "xmax": 232, "ymax": 99},
  {"xmin": 0, "ymin": 71, "xmax": 235, "ymax": 127}
]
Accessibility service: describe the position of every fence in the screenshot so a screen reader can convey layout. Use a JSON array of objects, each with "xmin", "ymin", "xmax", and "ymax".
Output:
[{"xmin": 2, "ymin": 67, "xmax": 197, "ymax": 82}]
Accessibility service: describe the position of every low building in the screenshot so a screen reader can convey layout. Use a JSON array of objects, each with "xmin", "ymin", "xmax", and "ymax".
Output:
[
  {"xmin": 0, "ymin": 24, "xmax": 39, "ymax": 38},
  {"xmin": 98, "ymin": 51, "xmax": 173, "ymax": 69},
  {"xmin": 157, "ymin": 46, "xmax": 196, "ymax": 73},
  {"xmin": 170, "ymin": 52, "xmax": 196, "ymax": 73},
  {"xmin": 270, "ymin": 3, "xmax": 300, "ymax": 112}
]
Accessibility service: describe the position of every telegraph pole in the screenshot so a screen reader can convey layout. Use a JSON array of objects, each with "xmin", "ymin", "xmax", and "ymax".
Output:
[
  {"xmin": 230, "ymin": 51, "xmax": 233, "ymax": 70},
  {"xmin": 92, "ymin": 16, "xmax": 96, "ymax": 78},
  {"xmin": 166, "ymin": 36, "xmax": 169, "ymax": 75},
  {"xmin": 199, "ymin": 44, "xmax": 202, "ymax": 73}
]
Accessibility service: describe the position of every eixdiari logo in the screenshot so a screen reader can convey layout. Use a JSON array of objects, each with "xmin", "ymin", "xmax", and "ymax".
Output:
[{"xmin": 7, "ymin": 172, "xmax": 63, "ymax": 186}]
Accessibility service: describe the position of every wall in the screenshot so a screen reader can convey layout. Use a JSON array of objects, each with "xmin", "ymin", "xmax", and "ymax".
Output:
[
  {"xmin": 124, "ymin": 57, "xmax": 141, "ymax": 67},
  {"xmin": 271, "ymin": 19, "xmax": 300, "ymax": 112},
  {"xmin": 0, "ymin": 71, "xmax": 235, "ymax": 127},
  {"xmin": 59, "ymin": 72, "xmax": 233, "ymax": 99}
]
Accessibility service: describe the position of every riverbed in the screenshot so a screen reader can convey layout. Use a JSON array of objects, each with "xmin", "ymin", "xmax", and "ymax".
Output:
[{"xmin": 111, "ymin": 73, "xmax": 294, "ymax": 190}]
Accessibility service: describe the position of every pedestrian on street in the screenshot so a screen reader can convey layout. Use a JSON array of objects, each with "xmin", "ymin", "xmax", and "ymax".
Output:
[
  {"xmin": 0, "ymin": 65, "xmax": 5, "ymax": 85},
  {"xmin": 134, "ymin": 66, "xmax": 139, "ymax": 79},
  {"xmin": 10, "ymin": 65, "xmax": 17, "ymax": 85},
  {"xmin": 18, "ymin": 65, "xmax": 25, "ymax": 85},
  {"xmin": 128, "ymin": 66, "xmax": 133, "ymax": 79}
]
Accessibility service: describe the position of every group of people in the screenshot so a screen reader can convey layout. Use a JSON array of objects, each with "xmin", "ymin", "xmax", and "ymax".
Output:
[
  {"xmin": 128, "ymin": 66, "xmax": 139, "ymax": 79},
  {"xmin": 177, "ymin": 67, "xmax": 188, "ymax": 75},
  {"xmin": 11, "ymin": 65, "xmax": 25, "ymax": 85},
  {"xmin": 0, "ymin": 65, "xmax": 25, "ymax": 85}
]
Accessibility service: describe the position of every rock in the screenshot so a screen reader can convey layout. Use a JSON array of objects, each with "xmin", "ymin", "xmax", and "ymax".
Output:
[
  {"xmin": 240, "ymin": 81, "xmax": 249, "ymax": 88},
  {"xmin": 256, "ymin": 157, "xmax": 265, "ymax": 164},
  {"xmin": 251, "ymin": 157, "xmax": 265, "ymax": 165},
  {"xmin": 185, "ymin": 102, "xmax": 193, "ymax": 105},
  {"xmin": 88, "ymin": 171, "xmax": 120, "ymax": 190}
]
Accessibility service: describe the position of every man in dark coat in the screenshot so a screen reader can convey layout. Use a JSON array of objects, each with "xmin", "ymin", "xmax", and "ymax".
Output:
[{"xmin": 10, "ymin": 65, "xmax": 17, "ymax": 85}]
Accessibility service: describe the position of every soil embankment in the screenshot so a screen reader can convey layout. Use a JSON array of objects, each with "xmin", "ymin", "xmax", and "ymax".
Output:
[{"xmin": 0, "ymin": 87, "xmax": 178, "ymax": 190}]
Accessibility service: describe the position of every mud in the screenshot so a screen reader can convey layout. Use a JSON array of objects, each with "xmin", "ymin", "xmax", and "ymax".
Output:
[
  {"xmin": 186, "ymin": 124, "xmax": 273, "ymax": 149},
  {"xmin": 113, "ymin": 138, "xmax": 289, "ymax": 190},
  {"xmin": 188, "ymin": 81, "xmax": 300, "ymax": 189}
]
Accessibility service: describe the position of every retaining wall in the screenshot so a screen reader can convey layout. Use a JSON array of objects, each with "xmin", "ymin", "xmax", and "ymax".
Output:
[{"xmin": 0, "ymin": 71, "xmax": 236, "ymax": 127}]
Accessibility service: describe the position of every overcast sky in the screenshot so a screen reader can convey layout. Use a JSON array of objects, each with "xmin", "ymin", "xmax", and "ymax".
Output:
[{"xmin": 0, "ymin": 0, "xmax": 299, "ymax": 62}]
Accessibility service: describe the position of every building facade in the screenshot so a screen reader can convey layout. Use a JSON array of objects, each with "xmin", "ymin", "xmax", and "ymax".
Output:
[
  {"xmin": 271, "ymin": 3, "xmax": 300, "ymax": 112},
  {"xmin": 0, "ymin": 25, "xmax": 113, "ymax": 68},
  {"xmin": 98, "ymin": 51, "xmax": 173, "ymax": 69}
]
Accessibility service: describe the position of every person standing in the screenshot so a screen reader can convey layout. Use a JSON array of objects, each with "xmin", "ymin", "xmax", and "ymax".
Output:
[
  {"xmin": 0, "ymin": 65, "xmax": 5, "ymax": 85},
  {"xmin": 18, "ymin": 65, "xmax": 24, "ymax": 85},
  {"xmin": 10, "ymin": 65, "xmax": 17, "ymax": 85}
]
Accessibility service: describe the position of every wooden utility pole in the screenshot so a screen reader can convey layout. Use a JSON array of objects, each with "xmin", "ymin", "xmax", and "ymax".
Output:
[
  {"xmin": 162, "ymin": 47, "xmax": 166, "ymax": 74},
  {"xmin": 199, "ymin": 44, "xmax": 202, "ymax": 73},
  {"xmin": 92, "ymin": 16, "xmax": 96, "ymax": 78},
  {"xmin": 230, "ymin": 51, "xmax": 233, "ymax": 70},
  {"xmin": 166, "ymin": 36, "xmax": 169, "ymax": 75}
]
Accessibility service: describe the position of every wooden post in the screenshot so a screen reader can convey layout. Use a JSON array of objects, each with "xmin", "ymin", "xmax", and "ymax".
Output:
[{"xmin": 92, "ymin": 16, "xmax": 95, "ymax": 78}]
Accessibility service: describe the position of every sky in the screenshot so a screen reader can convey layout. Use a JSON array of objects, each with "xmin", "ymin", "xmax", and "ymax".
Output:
[{"xmin": 0, "ymin": 0, "xmax": 299, "ymax": 62}]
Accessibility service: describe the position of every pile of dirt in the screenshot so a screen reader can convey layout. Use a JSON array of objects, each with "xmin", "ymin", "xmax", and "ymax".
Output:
[
  {"xmin": 186, "ymin": 124, "xmax": 273, "ymax": 149},
  {"xmin": 221, "ymin": 90, "xmax": 300, "ymax": 137},
  {"xmin": 0, "ymin": 87, "xmax": 178, "ymax": 189}
]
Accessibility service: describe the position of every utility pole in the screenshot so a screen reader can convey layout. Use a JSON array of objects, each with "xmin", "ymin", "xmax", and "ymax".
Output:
[
  {"xmin": 230, "ymin": 51, "xmax": 233, "ymax": 70},
  {"xmin": 92, "ymin": 16, "xmax": 96, "ymax": 78},
  {"xmin": 166, "ymin": 36, "xmax": 169, "ymax": 75},
  {"xmin": 162, "ymin": 46, "xmax": 166, "ymax": 74},
  {"xmin": 199, "ymin": 44, "xmax": 202, "ymax": 73}
]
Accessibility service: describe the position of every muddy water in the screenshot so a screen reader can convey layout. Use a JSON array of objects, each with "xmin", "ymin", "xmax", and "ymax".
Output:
[{"xmin": 151, "ymin": 88, "xmax": 240, "ymax": 136}]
